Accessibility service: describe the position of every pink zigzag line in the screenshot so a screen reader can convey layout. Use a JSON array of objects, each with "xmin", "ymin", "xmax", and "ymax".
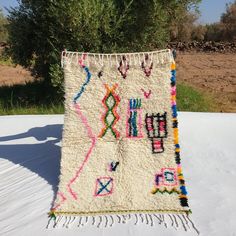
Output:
[
  {"xmin": 52, "ymin": 192, "xmax": 66, "ymax": 211},
  {"xmin": 67, "ymin": 103, "xmax": 97, "ymax": 200}
]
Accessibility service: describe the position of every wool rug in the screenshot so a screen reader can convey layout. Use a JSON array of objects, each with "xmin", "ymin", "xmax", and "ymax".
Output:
[{"xmin": 48, "ymin": 49, "xmax": 199, "ymax": 233}]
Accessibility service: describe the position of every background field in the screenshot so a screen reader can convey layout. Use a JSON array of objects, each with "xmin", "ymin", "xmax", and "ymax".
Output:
[
  {"xmin": 1, "ymin": 51, "xmax": 235, "ymax": 114},
  {"xmin": 176, "ymin": 52, "xmax": 236, "ymax": 112}
]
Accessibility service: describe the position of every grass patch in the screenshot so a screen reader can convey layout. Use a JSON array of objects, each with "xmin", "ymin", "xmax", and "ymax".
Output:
[
  {"xmin": 0, "ymin": 80, "xmax": 216, "ymax": 115},
  {"xmin": 0, "ymin": 81, "xmax": 64, "ymax": 115},
  {"xmin": 0, "ymin": 56, "xmax": 15, "ymax": 66},
  {"xmin": 0, "ymin": 103, "xmax": 64, "ymax": 115},
  {"xmin": 0, "ymin": 49, "xmax": 15, "ymax": 66},
  {"xmin": 177, "ymin": 82, "xmax": 216, "ymax": 112}
]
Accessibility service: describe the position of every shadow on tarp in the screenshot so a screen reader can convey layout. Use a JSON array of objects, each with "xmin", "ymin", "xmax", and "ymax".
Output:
[{"xmin": 0, "ymin": 124, "xmax": 62, "ymax": 206}]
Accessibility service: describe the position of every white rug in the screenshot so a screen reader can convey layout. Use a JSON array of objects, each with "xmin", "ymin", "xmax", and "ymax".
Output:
[{"xmin": 50, "ymin": 50, "xmax": 198, "ymax": 233}]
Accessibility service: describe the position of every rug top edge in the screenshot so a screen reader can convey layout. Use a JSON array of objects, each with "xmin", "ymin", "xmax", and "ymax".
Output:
[{"xmin": 62, "ymin": 49, "xmax": 171, "ymax": 55}]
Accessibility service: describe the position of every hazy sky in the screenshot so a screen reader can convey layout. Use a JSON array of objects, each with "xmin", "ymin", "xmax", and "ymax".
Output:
[
  {"xmin": 0, "ymin": 0, "xmax": 233, "ymax": 24},
  {"xmin": 199, "ymin": 0, "xmax": 232, "ymax": 24}
]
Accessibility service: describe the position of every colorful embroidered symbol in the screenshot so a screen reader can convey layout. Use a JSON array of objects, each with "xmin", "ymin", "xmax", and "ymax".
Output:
[
  {"xmin": 94, "ymin": 177, "xmax": 114, "ymax": 197},
  {"xmin": 151, "ymin": 138, "xmax": 164, "ymax": 153},
  {"xmin": 126, "ymin": 98, "xmax": 143, "ymax": 138},
  {"xmin": 99, "ymin": 84, "xmax": 120, "ymax": 139},
  {"xmin": 151, "ymin": 187, "xmax": 180, "ymax": 195},
  {"xmin": 141, "ymin": 89, "xmax": 152, "ymax": 99},
  {"xmin": 109, "ymin": 161, "xmax": 119, "ymax": 172},
  {"xmin": 155, "ymin": 168, "xmax": 178, "ymax": 187},
  {"xmin": 73, "ymin": 54, "xmax": 92, "ymax": 104},
  {"xmin": 155, "ymin": 173, "xmax": 162, "ymax": 186},
  {"xmin": 152, "ymin": 168, "xmax": 178, "ymax": 195},
  {"xmin": 98, "ymin": 70, "xmax": 103, "ymax": 78},
  {"xmin": 118, "ymin": 56, "xmax": 129, "ymax": 79},
  {"xmin": 141, "ymin": 54, "xmax": 153, "ymax": 77},
  {"xmin": 163, "ymin": 169, "xmax": 177, "ymax": 185},
  {"xmin": 145, "ymin": 112, "xmax": 168, "ymax": 153}
]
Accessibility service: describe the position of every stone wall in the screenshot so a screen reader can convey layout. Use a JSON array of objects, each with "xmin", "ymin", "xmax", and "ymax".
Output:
[{"xmin": 168, "ymin": 41, "xmax": 236, "ymax": 53}]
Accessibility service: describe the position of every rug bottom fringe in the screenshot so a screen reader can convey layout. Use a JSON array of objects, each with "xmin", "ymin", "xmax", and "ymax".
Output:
[{"xmin": 46, "ymin": 212, "xmax": 199, "ymax": 234}]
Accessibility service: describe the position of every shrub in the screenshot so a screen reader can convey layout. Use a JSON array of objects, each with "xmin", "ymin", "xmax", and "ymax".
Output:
[
  {"xmin": 7, "ymin": 0, "xmax": 201, "ymax": 92},
  {"xmin": 0, "ymin": 9, "xmax": 8, "ymax": 43}
]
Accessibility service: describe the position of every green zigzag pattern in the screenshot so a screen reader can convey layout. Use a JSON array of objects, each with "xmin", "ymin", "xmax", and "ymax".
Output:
[{"xmin": 152, "ymin": 188, "xmax": 180, "ymax": 195}]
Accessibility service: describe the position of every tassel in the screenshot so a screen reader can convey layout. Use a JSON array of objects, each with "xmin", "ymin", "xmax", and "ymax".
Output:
[
  {"xmin": 104, "ymin": 215, "xmax": 108, "ymax": 227},
  {"xmin": 134, "ymin": 214, "xmax": 138, "ymax": 225},
  {"xmin": 60, "ymin": 50, "xmax": 172, "ymax": 68},
  {"xmin": 46, "ymin": 211, "xmax": 57, "ymax": 228},
  {"xmin": 177, "ymin": 215, "xmax": 187, "ymax": 231},
  {"xmin": 117, "ymin": 215, "xmax": 121, "ymax": 223},
  {"xmin": 77, "ymin": 216, "xmax": 82, "ymax": 227},
  {"xmin": 173, "ymin": 214, "xmax": 179, "ymax": 228},
  {"xmin": 46, "ymin": 212, "xmax": 199, "ymax": 234},
  {"xmin": 97, "ymin": 215, "xmax": 102, "ymax": 228},
  {"xmin": 168, "ymin": 214, "xmax": 177, "ymax": 230},
  {"xmin": 65, "ymin": 216, "xmax": 70, "ymax": 228},
  {"xmin": 183, "ymin": 214, "xmax": 191, "ymax": 229},
  {"xmin": 161, "ymin": 214, "xmax": 167, "ymax": 228},
  {"xmin": 62, "ymin": 216, "xmax": 68, "ymax": 228},
  {"xmin": 121, "ymin": 215, "xmax": 125, "ymax": 224},
  {"xmin": 109, "ymin": 215, "xmax": 114, "ymax": 227},
  {"xmin": 81, "ymin": 216, "xmax": 87, "ymax": 227},
  {"xmin": 67, "ymin": 216, "xmax": 74, "ymax": 228},
  {"xmin": 69, "ymin": 216, "xmax": 76, "ymax": 228},
  {"xmin": 92, "ymin": 216, "xmax": 95, "ymax": 225},
  {"xmin": 84, "ymin": 216, "xmax": 89, "ymax": 226},
  {"xmin": 148, "ymin": 214, "xmax": 154, "ymax": 226},
  {"xmin": 139, "ymin": 213, "xmax": 144, "ymax": 223},
  {"xmin": 154, "ymin": 214, "xmax": 162, "ymax": 224},
  {"xmin": 145, "ymin": 214, "xmax": 149, "ymax": 225},
  {"xmin": 54, "ymin": 215, "xmax": 63, "ymax": 228},
  {"xmin": 186, "ymin": 214, "xmax": 200, "ymax": 235}
]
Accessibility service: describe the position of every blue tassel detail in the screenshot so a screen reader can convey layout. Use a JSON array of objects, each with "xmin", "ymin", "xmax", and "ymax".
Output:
[
  {"xmin": 172, "ymin": 105, "xmax": 177, "ymax": 117},
  {"xmin": 171, "ymin": 70, "xmax": 176, "ymax": 77},
  {"xmin": 180, "ymin": 186, "xmax": 188, "ymax": 195}
]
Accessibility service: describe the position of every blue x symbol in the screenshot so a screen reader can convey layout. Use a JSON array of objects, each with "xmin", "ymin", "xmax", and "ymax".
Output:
[{"xmin": 97, "ymin": 178, "xmax": 112, "ymax": 195}]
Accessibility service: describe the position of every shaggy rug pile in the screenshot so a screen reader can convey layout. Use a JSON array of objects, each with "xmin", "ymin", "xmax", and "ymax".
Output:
[{"xmin": 48, "ymin": 49, "xmax": 198, "ymax": 233}]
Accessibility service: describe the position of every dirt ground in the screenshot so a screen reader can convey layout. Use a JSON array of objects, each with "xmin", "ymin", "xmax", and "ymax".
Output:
[
  {"xmin": 0, "ymin": 64, "xmax": 34, "ymax": 86},
  {"xmin": 0, "ymin": 52, "xmax": 235, "ymax": 112},
  {"xmin": 176, "ymin": 53, "xmax": 236, "ymax": 112}
]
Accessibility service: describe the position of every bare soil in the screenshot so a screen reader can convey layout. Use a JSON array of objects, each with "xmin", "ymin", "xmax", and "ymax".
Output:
[
  {"xmin": 176, "ymin": 53, "xmax": 236, "ymax": 112},
  {"xmin": 0, "ymin": 64, "xmax": 34, "ymax": 86}
]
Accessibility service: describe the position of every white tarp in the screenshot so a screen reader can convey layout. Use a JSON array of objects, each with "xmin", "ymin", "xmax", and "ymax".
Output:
[{"xmin": 0, "ymin": 113, "xmax": 235, "ymax": 236}]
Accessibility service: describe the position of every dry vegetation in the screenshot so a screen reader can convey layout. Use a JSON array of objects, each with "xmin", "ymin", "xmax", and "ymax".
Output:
[
  {"xmin": 0, "ymin": 46, "xmax": 34, "ymax": 86},
  {"xmin": 0, "ymin": 64, "xmax": 33, "ymax": 86}
]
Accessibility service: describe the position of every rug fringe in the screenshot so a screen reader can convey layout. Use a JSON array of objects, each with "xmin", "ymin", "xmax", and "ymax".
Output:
[
  {"xmin": 61, "ymin": 49, "xmax": 173, "ymax": 68},
  {"xmin": 47, "ymin": 212, "xmax": 199, "ymax": 234}
]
